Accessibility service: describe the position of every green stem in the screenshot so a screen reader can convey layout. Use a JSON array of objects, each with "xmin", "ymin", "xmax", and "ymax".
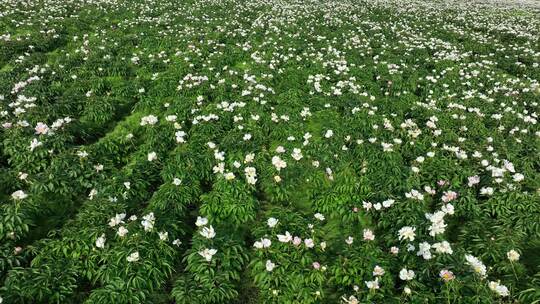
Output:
[{"xmin": 510, "ymin": 261, "xmax": 518, "ymax": 282}]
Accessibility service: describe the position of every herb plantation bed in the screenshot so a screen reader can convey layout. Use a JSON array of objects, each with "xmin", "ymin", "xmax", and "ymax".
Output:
[{"xmin": 0, "ymin": 0, "xmax": 539, "ymax": 303}]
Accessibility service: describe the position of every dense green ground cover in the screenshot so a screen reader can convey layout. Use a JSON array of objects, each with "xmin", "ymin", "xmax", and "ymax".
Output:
[{"xmin": 0, "ymin": 0, "xmax": 539, "ymax": 303}]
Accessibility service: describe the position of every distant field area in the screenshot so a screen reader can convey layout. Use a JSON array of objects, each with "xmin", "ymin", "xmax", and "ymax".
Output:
[{"xmin": 0, "ymin": 0, "xmax": 539, "ymax": 303}]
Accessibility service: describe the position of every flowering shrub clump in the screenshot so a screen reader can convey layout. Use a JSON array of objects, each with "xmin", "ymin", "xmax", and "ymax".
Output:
[{"xmin": 0, "ymin": 0, "xmax": 539, "ymax": 303}]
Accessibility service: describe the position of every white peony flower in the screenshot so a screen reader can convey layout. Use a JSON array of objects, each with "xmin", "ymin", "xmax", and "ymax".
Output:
[
  {"xmin": 195, "ymin": 216, "xmax": 208, "ymax": 227},
  {"xmin": 266, "ymin": 260, "xmax": 276, "ymax": 272},
  {"xmin": 117, "ymin": 226, "xmax": 128, "ymax": 237},
  {"xmin": 159, "ymin": 231, "xmax": 168, "ymax": 241},
  {"xmin": 147, "ymin": 152, "xmax": 157, "ymax": 162},
  {"xmin": 365, "ymin": 278, "xmax": 379, "ymax": 290},
  {"xmin": 417, "ymin": 242, "xmax": 432, "ymax": 260},
  {"xmin": 373, "ymin": 265, "xmax": 385, "ymax": 276},
  {"xmin": 398, "ymin": 226, "xmax": 416, "ymax": 242},
  {"xmin": 108, "ymin": 213, "xmax": 126, "ymax": 227},
  {"xmin": 95, "ymin": 234, "xmax": 106, "ymax": 249},
  {"xmin": 254, "ymin": 238, "xmax": 271, "ymax": 249},
  {"xmin": 489, "ymin": 281, "xmax": 509, "ymax": 297},
  {"xmin": 314, "ymin": 213, "xmax": 325, "ymax": 221},
  {"xmin": 465, "ymin": 254, "xmax": 487, "ymax": 278},
  {"xmin": 29, "ymin": 138, "xmax": 42, "ymax": 151},
  {"xmin": 399, "ymin": 268, "xmax": 415, "ymax": 281},
  {"xmin": 277, "ymin": 231, "xmax": 292, "ymax": 243},
  {"xmin": 267, "ymin": 217, "xmax": 278, "ymax": 228},
  {"xmin": 271, "ymin": 156, "xmax": 287, "ymax": 171},
  {"xmin": 127, "ymin": 251, "xmax": 140, "ymax": 262},
  {"xmin": 199, "ymin": 225, "xmax": 216, "ymax": 239},
  {"xmin": 11, "ymin": 190, "xmax": 28, "ymax": 200},
  {"xmin": 324, "ymin": 130, "xmax": 334, "ymax": 138},
  {"xmin": 507, "ymin": 250, "xmax": 520, "ymax": 262},
  {"xmin": 140, "ymin": 115, "xmax": 158, "ymax": 126},
  {"xmin": 432, "ymin": 241, "xmax": 453, "ymax": 254},
  {"xmin": 198, "ymin": 248, "xmax": 217, "ymax": 262}
]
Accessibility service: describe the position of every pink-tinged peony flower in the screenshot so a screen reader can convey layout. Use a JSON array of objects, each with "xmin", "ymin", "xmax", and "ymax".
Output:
[
  {"xmin": 35, "ymin": 122, "xmax": 49, "ymax": 135},
  {"xmin": 468, "ymin": 175, "xmax": 480, "ymax": 187},
  {"xmin": 439, "ymin": 269, "xmax": 455, "ymax": 282},
  {"xmin": 373, "ymin": 265, "xmax": 385, "ymax": 276},
  {"xmin": 441, "ymin": 191, "xmax": 457, "ymax": 202},
  {"xmin": 312, "ymin": 262, "xmax": 321, "ymax": 270},
  {"xmin": 363, "ymin": 229, "xmax": 375, "ymax": 241}
]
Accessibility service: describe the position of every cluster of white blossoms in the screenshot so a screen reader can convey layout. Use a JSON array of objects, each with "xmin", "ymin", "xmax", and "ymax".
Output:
[
  {"xmin": 141, "ymin": 212, "xmax": 155, "ymax": 231},
  {"xmin": 362, "ymin": 199, "xmax": 395, "ymax": 212},
  {"xmin": 244, "ymin": 167, "xmax": 257, "ymax": 185},
  {"xmin": 271, "ymin": 155, "xmax": 287, "ymax": 171},
  {"xmin": 253, "ymin": 237, "xmax": 271, "ymax": 249},
  {"xmin": 140, "ymin": 115, "xmax": 158, "ymax": 126},
  {"xmin": 489, "ymin": 281, "xmax": 510, "ymax": 297},
  {"xmin": 195, "ymin": 217, "xmax": 218, "ymax": 262},
  {"xmin": 175, "ymin": 130, "xmax": 187, "ymax": 143},
  {"xmin": 405, "ymin": 189, "xmax": 424, "ymax": 201},
  {"xmin": 108, "ymin": 213, "xmax": 126, "ymax": 227},
  {"xmin": 364, "ymin": 265, "xmax": 385, "ymax": 290},
  {"xmin": 95, "ymin": 210, "xmax": 181, "ymax": 265},
  {"xmin": 425, "ymin": 202, "xmax": 454, "ymax": 237}
]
